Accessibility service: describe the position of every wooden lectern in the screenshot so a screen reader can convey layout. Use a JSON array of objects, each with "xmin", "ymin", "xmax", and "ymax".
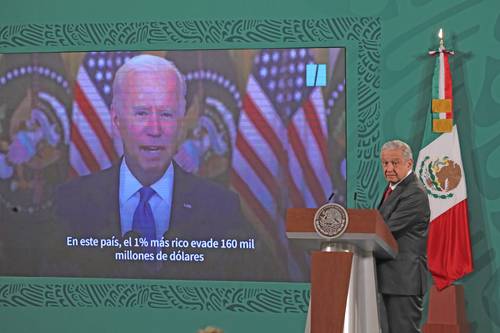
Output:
[{"xmin": 286, "ymin": 208, "xmax": 398, "ymax": 333}]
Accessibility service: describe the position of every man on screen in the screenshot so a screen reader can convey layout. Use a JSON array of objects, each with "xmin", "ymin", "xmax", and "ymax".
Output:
[
  {"xmin": 51, "ymin": 54, "xmax": 262, "ymax": 280},
  {"xmin": 377, "ymin": 140, "xmax": 430, "ymax": 333}
]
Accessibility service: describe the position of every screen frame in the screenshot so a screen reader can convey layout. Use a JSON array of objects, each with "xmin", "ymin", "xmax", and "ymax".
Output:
[{"xmin": 0, "ymin": 16, "xmax": 381, "ymax": 316}]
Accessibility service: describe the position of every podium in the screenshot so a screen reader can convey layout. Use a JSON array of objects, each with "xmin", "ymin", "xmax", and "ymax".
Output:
[{"xmin": 286, "ymin": 208, "xmax": 398, "ymax": 333}]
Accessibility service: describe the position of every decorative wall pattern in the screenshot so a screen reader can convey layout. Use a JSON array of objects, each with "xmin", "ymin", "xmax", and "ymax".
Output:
[
  {"xmin": 350, "ymin": 2, "xmax": 500, "ymax": 332},
  {"xmin": 0, "ymin": 282, "xmax": 309, "ymax": 312},
  {"xmin": 1, "ymin": 19, "xmax": 380, "ymax": 50}
]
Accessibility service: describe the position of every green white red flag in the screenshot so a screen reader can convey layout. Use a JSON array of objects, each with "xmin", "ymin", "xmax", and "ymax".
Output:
[{"xmin": 416, "ymin": 45, "xmax": 473, "ymax": 290}]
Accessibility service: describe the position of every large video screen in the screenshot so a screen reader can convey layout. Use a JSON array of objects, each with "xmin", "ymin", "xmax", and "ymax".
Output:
[{"xmin": 0, "ymin": 48, "xmax": 346, "ymax": 282}]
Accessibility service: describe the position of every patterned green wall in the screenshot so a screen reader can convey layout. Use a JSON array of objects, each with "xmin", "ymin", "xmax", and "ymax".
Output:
[
  {"xmin": 1, "ymin": 0, "xmax": 499, "ymax": 332},
  {"xmin": 369, "ymin": 2, "xmax": 500, "ymax": 332},
  {"xmin": 349, "ymin": 2, "xmax": 500, "ymax": 332}
]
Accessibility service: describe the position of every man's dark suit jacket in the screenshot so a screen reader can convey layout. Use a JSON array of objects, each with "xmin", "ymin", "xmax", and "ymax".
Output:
[
  {"xmin": 47, "ymin": 162, "xmax": 271, "ymax": 281},
  {"xmin": 377, "ymin": 172, "xmax": 430, "ymax": 296}
]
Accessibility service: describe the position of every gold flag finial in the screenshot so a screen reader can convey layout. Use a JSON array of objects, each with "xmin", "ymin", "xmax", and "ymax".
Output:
[{"xmin": 438, "ymin": 28, "xmax": 444, "ymax": 49}]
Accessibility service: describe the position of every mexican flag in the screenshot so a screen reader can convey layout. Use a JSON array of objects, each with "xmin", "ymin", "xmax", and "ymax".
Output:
[{"xmin": 416, "ymin": 47, "xmax": 473, "ymax": 290}]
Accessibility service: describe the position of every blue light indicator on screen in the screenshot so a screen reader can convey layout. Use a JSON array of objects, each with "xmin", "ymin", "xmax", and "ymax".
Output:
[{"xmin": 306, "ymin": 64, "xmax": 326, "ymax": 87}]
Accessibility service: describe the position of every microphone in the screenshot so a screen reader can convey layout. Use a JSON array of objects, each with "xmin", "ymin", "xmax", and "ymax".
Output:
[
  {"xmin": 324, "ymin": 192, "xmax": 335, "ymax": 205},
  {"xmin": 354, "ymin": 192, "xmax": 358, "ymax": 208}
]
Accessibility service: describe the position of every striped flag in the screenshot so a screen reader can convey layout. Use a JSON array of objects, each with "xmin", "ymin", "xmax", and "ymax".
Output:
[
  {"xmin": 69, "ymin": 52, "xmax": 137, "ymax": 177},
  {"xmin": 416, "ymin": 46, "xmax": 473, "ymax": 290},
  {"xmin": 429, "ymin": 47, "xmax": 454, "ymax": 132},
  {"xmin": 231, "ymin": 49, "xmax": 333, "ymax": 279},
  {"xmin": 166, "ymin": 50, "xmax": 241, "ymax": 182}
]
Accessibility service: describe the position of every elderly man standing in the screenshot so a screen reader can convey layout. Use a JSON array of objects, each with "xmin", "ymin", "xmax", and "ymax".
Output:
[{"xmin": 377, "ymin": 140, "xmax": 430, "ymax": 333}]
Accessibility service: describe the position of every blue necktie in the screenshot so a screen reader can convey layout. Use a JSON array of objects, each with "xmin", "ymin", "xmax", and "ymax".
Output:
[{"xmin": 132, "ymin": 187, "xmax": 156, "ymax": 243}]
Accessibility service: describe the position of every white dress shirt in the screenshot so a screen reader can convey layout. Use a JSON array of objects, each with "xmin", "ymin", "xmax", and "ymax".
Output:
[{"xmin": 118, "ymin": 159, "xmax": 174, "ymax": 239}]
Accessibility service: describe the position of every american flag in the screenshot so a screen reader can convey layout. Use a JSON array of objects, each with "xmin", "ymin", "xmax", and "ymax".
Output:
[
  {"xmin": 69, "ymin": 52, "xmax": 138, "ymax": 177},
  {"xmin": 231, "ymin": 49, "xmax": 332, "ymax": 278}
]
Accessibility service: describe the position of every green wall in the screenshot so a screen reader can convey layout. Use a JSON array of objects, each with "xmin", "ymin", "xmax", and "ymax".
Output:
[{"xmin": 1, "ymin": 0, "xmax": 500, "ymax": 332}]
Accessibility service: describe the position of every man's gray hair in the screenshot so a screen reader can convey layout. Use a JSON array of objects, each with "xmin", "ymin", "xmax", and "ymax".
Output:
[
  {"xmin": 112, "ymin": 54, "xmax": 187, "ymax": 113},
  {"xmin": 381, "ymin": 140, "xmax": 413, "ymax": 161}
]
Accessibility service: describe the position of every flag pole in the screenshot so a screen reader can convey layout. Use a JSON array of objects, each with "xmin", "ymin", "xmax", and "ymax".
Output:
[{"xmin": 438, "ymin": 28, "xmax": 444, "ymax": 49}]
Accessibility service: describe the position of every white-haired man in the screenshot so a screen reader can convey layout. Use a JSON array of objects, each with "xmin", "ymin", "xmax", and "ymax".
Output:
[
  {"xmin": 53, "ymin": 55, "xmax": 263, "ymax": 280},
  {"xmin": 377, "ymin": 140, "xmax": 430, "ymax": 333}
]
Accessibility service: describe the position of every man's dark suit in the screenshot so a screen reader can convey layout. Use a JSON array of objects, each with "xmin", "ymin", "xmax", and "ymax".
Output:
[
  {"xmin": 47, "ymin": 162, "xmax": 270, "ymax": 281},
  {"xmin": 377, "ymin": 172, "xmax": 430, "ymax": 333}
]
